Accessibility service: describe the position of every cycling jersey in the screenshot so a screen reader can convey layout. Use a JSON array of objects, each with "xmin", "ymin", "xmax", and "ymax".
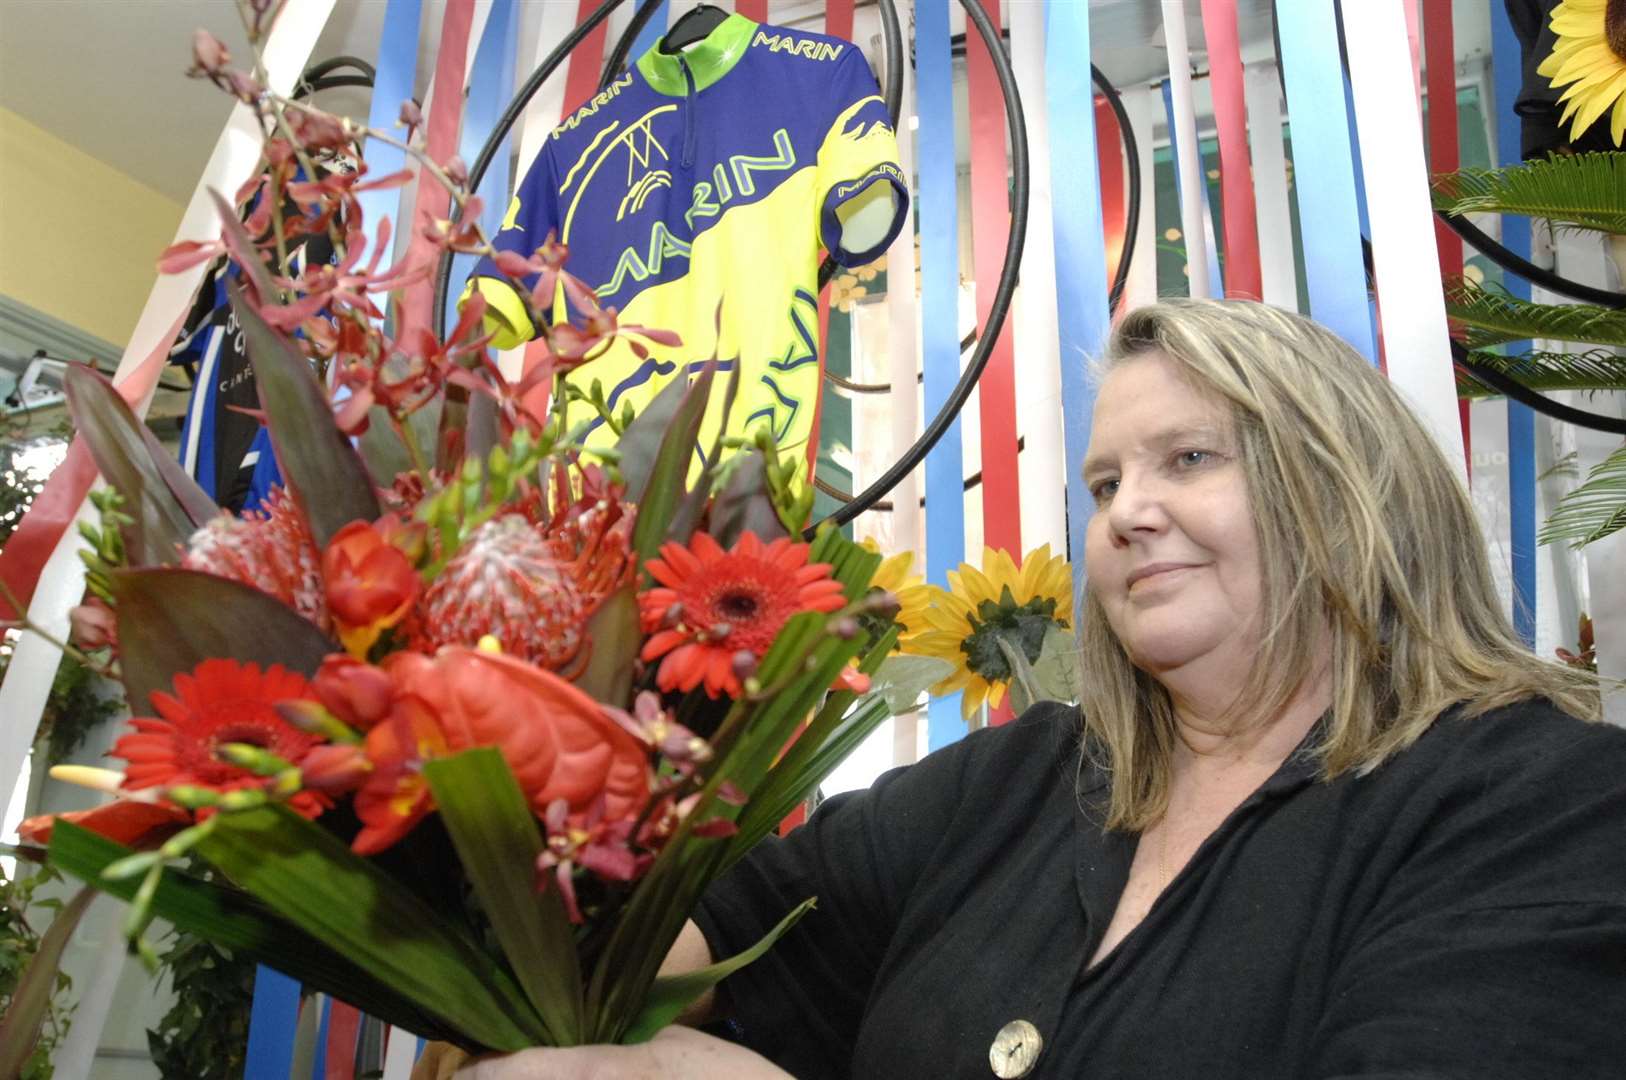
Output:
[{"xmin": 466, "ymin": 13, "xmax": 908, "ymax": 472}]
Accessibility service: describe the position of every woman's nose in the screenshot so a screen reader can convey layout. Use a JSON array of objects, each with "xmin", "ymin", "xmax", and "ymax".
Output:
[{"xmin": 1105, "ymin": 471, "xmax": 1169, "ymax": 540}]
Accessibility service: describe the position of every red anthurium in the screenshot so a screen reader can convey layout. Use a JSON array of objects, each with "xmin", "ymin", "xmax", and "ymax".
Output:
[
  {"xmin": 322, "ymin": 518, "xmax": 421, "ymax": 658},
  {"xmin": 17, "ymin": 799, "xmax": 189, "ymax": 850}
]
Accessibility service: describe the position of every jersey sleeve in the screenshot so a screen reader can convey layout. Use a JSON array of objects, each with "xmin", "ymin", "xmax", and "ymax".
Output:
[
  {"xmin": 465, "ymin": 144, "xmax": 566, "ymax": 347},
  {"xmin": 1307, "ymin": 708, "xmax": 1626, "ymax": 1078},
  {"xmin": 813, "ymin": 49, "xmax": 909, "ymax": 267}
]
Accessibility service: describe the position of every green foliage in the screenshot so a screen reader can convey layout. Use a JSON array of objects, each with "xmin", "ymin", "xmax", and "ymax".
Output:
[
  {"xmin": 0, "ymin": 864, "xmax": 75, "ymax": 1080},
  {"xmin": 146, "ymin": 929, "xmax": 255, "ymax": 1080},
  {"xmin": 1539, "ymin": 445, "xmax": 1626, "ymax": 548},
  {"xmin": 1444, "ymin": 284, "xmax": 1626, "ymax": 351},
  {"xmin": 1455, "ymin": 348, "xmax": 1626, "ymax": 397},
  {"xmin": 1431, "ymin": 153, "xmax": 1626, "ymax": 235}
]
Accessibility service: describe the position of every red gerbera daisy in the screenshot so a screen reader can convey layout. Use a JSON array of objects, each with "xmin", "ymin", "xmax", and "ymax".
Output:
[
  {"xmin": 638, "ymin": 531, "xmax": 847, "ymax": 699},
  {"xmin": 113, "ymin": 659, "xmax": 330, "ymax": 819}
]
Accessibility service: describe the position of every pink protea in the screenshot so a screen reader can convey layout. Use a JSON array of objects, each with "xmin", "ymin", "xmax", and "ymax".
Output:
[
  {"xmin": 415, "ymin": 505, "xmax": 633, "ymax": 677},
  {"xmin": 182, "ymin": 488, "xmax": 329, "ymax": 630}
]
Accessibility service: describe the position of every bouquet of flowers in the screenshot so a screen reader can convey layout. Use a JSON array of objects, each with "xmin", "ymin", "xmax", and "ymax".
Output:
[{"xmin": 7, "ymin": 8, "xmax": 902, "ymax": 1056}]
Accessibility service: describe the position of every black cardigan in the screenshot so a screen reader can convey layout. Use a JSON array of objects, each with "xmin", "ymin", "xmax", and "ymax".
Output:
[{"xmin": 694, "ymin": 698, "xmax": 1626, "ymax": 1078}]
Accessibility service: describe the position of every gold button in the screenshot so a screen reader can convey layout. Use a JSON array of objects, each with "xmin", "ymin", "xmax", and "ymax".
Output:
[{"xmin": 989, "ymin": 1019, "xmax": 1043, "ymax": 1078}]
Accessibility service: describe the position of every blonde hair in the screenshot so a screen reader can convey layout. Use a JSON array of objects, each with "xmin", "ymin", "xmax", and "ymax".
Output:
[{"xmin": 1080, "ymin": 299, "xmax": 1599, "ymax": 830}]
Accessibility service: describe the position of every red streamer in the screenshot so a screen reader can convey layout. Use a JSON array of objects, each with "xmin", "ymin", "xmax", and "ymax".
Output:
[
  {"xmin": 734, "ymin": 0, "xmax": 767, "ymax": 21},
  {"xmin": 323, "ymin": 1000, "xmax": 362, "ymax": 1080},
  {"xmin": 966, "ymin": 0, "xmax": 1021, "ymax": 565},
  {"xmin": 396, "ymin": 0, "xmax": 476, "ymax": 342},
  {"xmin": 1096, "ymin": 97, "xmax": 1126, "ymax": 307},
  {"xmin": 1199, "ymin": 0, "xmax": 1263, "ymax": 300},
  {"xmin": 0, "ymin": 313, "xmax": 185, "ymax": 622}
]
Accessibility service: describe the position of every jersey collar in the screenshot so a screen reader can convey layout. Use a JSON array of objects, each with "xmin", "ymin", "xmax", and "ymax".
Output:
[{"xmin": 636, "ymin": 13, "xmax": 756, "ymax": 96}]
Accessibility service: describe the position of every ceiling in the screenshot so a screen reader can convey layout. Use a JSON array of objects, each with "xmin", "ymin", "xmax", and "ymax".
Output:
[{"xmin": 0, "ymin": 0, "xmax": 1489, "ymax": 205}]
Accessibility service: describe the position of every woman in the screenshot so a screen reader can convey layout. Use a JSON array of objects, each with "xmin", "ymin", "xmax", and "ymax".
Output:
[{"xmin": 442, "ymin": 300, "xmax": 1626, "ymax": 1078}]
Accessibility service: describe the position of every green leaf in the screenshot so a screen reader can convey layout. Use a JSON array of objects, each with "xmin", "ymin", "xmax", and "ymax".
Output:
[
  {"xmin": 63, "ymin": 364, "xmax": 210, "ymax": 566},
  {"xmin": 573, "ymin": 586, "xmax": 638, "ymax": 705},
  {"xmin": 996, "ymin": 636, "xmax": 1038, "ymax": 715},
  {"xmin": 0, "ymin": 884, "xmax": 93, "ymax": 1079},
  {"xmin": 708, "ymin": 449, "xmax": 787, "ymax": 548},
  {"xmin": 1445, "ymin": 284, "xmax": 1626, "ymax": 350},
  {"xmin": 1540, "ymin": 445, "xmax": 1626, "ymax": 549},
  {"xmin": 423, "ymin": 750, "xmax": 583, "ymax": 1046},
  {"xmin": 229, "ymin": 282, "xmax": 380, "ymax": 546},
  {"xmin": 47, "ymin": 821, "xmax": 459, "ymax": 1041},
  {"xmin": 194, "ymin": 805, "xmax": 545, "ymax": 1050},
  {"xmin": 617, "ymin": 372, "xmax": 696, "ymax": 504},
  {"xmin": 109, "ymin": 567, "xmax": 338, "ymax": 714},
  {"xmin": 869, "ymin": 654, "xmax": 956, "ymax": 714},
  {"xmin": 208, "ymin": 189, "xmax": 279, "ymax": 303},
  {"xmin": 620, "ymin": 897, "xmax": 816, "ymax": 1044},
  {"xmin": 1456, "ymin": 347, "xmax": 1626, "ymax": 397},
  {"xmin": 1030, "ymin": 624, "xmax": 1083, "ymax": 704},
  {"xmin": 1432, "ymin": 153, "xmax": 1626, "ymax": 235},
  {"xmin": 629, "ymin": 366, "xmax": 715, "ymax": 565}
]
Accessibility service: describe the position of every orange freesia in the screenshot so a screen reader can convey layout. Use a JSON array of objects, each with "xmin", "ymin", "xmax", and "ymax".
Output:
[
  {"xmin": 350, "ymin": 647, "xmax": 652, "ymax": 854},
  {"xmin": 322, "ymin": 517, "xmax": 420, "ymax": 658}
]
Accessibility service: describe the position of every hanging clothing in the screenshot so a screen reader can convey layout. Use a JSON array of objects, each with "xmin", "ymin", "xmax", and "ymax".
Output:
[{"xmin": 466, "ymin": 13, "xmax": 908, "ymax": 468}]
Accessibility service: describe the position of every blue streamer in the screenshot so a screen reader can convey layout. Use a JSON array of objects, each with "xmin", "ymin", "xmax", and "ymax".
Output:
[
  {"xmin": 1047, "ymin": 0, "xmax": 1112, "ymax": 641},
  {"xmin": 356, "ymin": 0, "xmax": 424, "ymax": 273},
  {"xmin": 1491, "ymin": 4, "xmax": 1537, "ymax": 644},
  {"xmin": 1159, "ymin": 79, "xmax": 1224, "ymax": 298},
  {"xmin": 1273, "ymin": 0, "xmax": 1376, "ymax": 361},
  {"xmin": 630, "ymin": 0, "xmax": 669, "ymax": 60},
  {"xmin": 445, "ymin": 0, "xmax": 520, "ymax": 331},
  {"xmin": 917, "ymin": 0, "xmax": 965, "ymax": 749},
  {"xmin": 1341, "ymin": 71, "xmax": 1382, "ymax": 354},
  {"xmin": 244, "ymin": 966, "xmax": 301, "ymax": 1080}
]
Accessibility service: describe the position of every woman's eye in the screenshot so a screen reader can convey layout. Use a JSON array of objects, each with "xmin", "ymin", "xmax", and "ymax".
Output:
[
  {"xmin": 1091, "ymin": 479, "xmax": 1119, "ymax": 502},
  {"xmin": 1174, "ymin": 449, "xmax": 1211, "ymax": 468}
]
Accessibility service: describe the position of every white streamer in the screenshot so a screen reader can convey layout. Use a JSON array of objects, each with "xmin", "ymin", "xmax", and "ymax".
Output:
[
  {"xmin": 1008, "ymin": 0, "xmax": 1065, "ymax": 556},
  {"xmin": 1243, "ymin": 62, "xmax": 1299, "ymax": 311},
  {"xmin": 1341, "ymin": 0, "xmax": 1465, "ymax": 477},
  {"xmin": 1122, "ymin": 86, "xmax": 1160, "ymax": 313},
  {"xmin": 1160, "ymin": 1, "xmax": 1211, "ymax": 300}
]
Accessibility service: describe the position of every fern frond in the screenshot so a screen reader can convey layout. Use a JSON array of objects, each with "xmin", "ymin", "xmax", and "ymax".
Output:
[
  {"xmin": 1432, "ymin": 153, "xmax": 1626, "ymax": 234},
  {"xmin": 1539, "ymin": 445, "xmax": 1626, "ymax": 549},
  {"xmin": 1445, "ymin": 283, "xmax": 1626, "ymax": 350},
  {"xmin": 1455, "ymin": 348, "xmax": 1626, "ymax": 398}
]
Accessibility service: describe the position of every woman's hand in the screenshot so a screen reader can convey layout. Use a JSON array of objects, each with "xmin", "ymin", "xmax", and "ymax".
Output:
[{"xmin": 448, "ymin": 1025, "xmax": 792, "ymax": 1079}]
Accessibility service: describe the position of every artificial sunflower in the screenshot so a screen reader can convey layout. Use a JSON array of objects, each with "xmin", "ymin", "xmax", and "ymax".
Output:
[
  {"xmin": 1537, "ymin": 0, "xmax": 1626, "ymax": 145},
  {"xmin": 859, "ymin": 538, "xmax": 932, "ymax": 649},
  {"xmin": 638, "ymin": 531, "xmax": 847, "ymax": 698},
  {"xmin": 906, "ymin": 545, "xmax": 1074, "ymax": 719}
]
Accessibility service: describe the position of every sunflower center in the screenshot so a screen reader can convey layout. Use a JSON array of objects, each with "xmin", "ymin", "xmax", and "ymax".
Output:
[
  {"xmin": 1609, "ymin": 0, "xmax": 1626, "ymax": 64},
  {"xmin": 717, "ymin": 590, "xmax": 762, "ymax": 621},
  {"xmin": 959, "ymin": 586, "xmax": 1066, "ymax": 682}
]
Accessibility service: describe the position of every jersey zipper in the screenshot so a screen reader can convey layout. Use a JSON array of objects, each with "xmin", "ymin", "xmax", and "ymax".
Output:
[{"xmin": 679, "ymin": 56, "xmax": 698, "ymax": 167}]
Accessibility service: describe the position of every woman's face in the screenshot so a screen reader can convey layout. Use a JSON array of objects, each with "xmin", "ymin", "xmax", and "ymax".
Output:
[{"xmin": 1082, "ymin": 352, "xmax": 1263, "ymax": 681}]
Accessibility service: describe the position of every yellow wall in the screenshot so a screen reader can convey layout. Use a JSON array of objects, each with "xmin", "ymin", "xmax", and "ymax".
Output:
[{"xmin": 0, "ymin": 105, "xmax": 185, "ymax": 347}]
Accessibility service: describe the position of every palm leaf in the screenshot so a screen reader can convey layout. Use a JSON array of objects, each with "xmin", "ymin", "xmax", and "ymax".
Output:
[
  {"xmin": 1444, "ymin": 284, "xmax": 1626, "ymax": 350},
  {"xmin": 1432, "ymin": 153, "xmax": 1626, "ymax": 235},
  {"xmin": 1539, "ymin": 445, "xmax": 1626, "ymax": 549},
  {"xmin": 1455, "ymin": 348, "xmax": 1626, "ymax": 398}
]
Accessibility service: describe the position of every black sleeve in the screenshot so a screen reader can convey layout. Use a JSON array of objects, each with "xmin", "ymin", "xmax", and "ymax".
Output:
[
  {"xmin": 692, "ymin": 702, "xmax": 1075, "ymax": 1079},
  {"xmin": 1308, "ymin": 707, "xmax": 1626, "ymax": 1078}
]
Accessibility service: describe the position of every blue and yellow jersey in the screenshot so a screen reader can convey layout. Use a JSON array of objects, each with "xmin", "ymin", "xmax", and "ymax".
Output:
[{"xmin": 466, "ymin": 13, "xmax": 908, "ymax": 472}]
